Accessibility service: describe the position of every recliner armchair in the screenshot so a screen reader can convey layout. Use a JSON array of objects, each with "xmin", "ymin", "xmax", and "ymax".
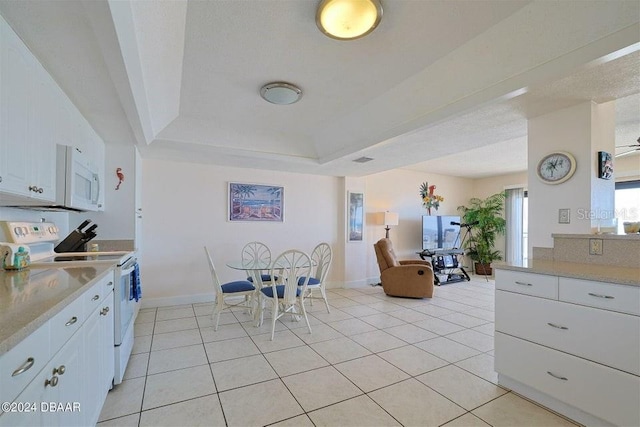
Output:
[{"xmin": 373, "ymin": 238, "xmax": 434, "ymax": 298}]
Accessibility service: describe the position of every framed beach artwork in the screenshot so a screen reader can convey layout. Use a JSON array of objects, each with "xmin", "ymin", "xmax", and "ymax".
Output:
[
  {"xmin": 228, "ymin": 182, "xmax": 284, "ymax": 222},
  {"xmin": 597, "ymin": 151, "xmax": 613, "ymax": 180},
  {"xmin": 347, "ymin": 191, "xmax": 364, "ymax": 242}
]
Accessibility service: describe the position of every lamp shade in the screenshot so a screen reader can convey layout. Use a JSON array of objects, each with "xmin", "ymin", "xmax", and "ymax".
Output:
[
  {"xmin": 383, "ymin": 211, "xmax": 399, "ymax": 226},
  {"xmin": 316, "ymin": 0, "xmax": 383, "ymax": 40}
]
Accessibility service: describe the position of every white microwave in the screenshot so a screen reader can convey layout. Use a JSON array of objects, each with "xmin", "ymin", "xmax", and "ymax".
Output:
[{"xmin": 56, "ymin": 145, "xmax": 101, "ymax": 211}]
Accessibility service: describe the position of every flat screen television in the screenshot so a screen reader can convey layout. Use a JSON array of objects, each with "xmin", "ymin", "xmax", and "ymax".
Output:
[{"xmin": 422, "ymin": 215, "xmax": 461, "ymax": 251}]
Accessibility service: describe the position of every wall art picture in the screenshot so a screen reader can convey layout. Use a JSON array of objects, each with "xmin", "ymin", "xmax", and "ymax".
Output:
[
  {"xmin": 598, "ymin": 151, "xmax": 613, "ymax": 180},
  {"xmin": 347, "ymin": 191, "xmax": 364, "ymax": 242},
  {"xmin": 228, "ymin": 182, "xmax": 284, "ymax": 222}
]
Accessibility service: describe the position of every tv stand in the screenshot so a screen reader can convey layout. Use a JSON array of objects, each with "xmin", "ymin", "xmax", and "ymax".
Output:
[{"xmin": 417, "ymin": 249, "xmax": 471, "ymax": 286}]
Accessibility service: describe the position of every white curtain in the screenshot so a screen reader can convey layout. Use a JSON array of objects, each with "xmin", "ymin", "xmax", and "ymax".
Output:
[{"xmin": 505, "ymin": 188, "xmax": 524, "ymax": 263}]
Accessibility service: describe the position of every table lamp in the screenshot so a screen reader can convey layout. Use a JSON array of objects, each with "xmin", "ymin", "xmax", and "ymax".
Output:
[{"xmin": 383, "ymin": 212, "xmax": 399, "ymax": 238}]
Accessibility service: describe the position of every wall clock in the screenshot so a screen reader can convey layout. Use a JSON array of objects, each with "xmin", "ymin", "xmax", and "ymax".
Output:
[{"xmin": 536, "ymin": 151, "xmax": 577, "ymax": 184}]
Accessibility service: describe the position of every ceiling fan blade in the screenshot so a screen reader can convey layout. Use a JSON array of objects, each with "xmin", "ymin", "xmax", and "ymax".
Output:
[{"xmin": 615, "ymin": 148, "xmax": 640, "ymax": 158}]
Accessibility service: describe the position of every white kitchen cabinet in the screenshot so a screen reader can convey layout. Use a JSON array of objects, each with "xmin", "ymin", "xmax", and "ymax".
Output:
[
  {"xmin": 0, "ymin": 16, "xmax": 56, "ymax": 202},
  {"xmin": 495, "ymin": 269, "xmax": 640, "ymax": 427},
  {"xmin": 0, "ymin": 329, "xmax": 84, "ymax": 427},
  {"xmin": 30, "ymin": 61, "xmax": 57, "ymax": 200},
  {"xmin": 0, "ymin": 15, "xmax": 106, "ymax": 207},
  {"xmin": 0, "ymin": 16, "xmax": 32, "ymax": 198},
  {"xmin": 496, "ymin": 290, "xmax": 640, "ymax": 376},
  {"xmin": 0, "ymin": 324, "xmax": 50, "ymax": 406},
  {"xmin": 83, "ymin": 289, "xmax": 114, "ymax": 426},
  {"xmin": 134, "ymin": 146, "xmax": 143, "ymax": 253},
  {"xmin": 0, "ymin": 270, "xmax": 115, "ymax": 427},
  {"xmin": 496, "ymin": 332, "xmax": 640, "ymax": 427},
  {"xmin": 99, "ymin": 292, "xmax": 115, "ymax": 392}
]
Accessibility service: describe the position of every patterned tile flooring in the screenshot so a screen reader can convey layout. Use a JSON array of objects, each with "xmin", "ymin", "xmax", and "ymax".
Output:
[{"xmin": 97, "ymin": 278, "xmax": 578, "ymax": 427}]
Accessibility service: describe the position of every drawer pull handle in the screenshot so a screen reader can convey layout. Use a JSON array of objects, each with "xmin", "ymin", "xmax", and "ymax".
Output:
[
  {"xmin": 547, "ymin": 322, "xmax": 568, "ymax": 330},
  {"xmin": 547, "ymin": 371, "xmax": 568, "ymax": 381},
  {"xmin": 588, "ymin": 292, "xmax": 614, "ymax": 299},
  {"xmin": 45, "ymin": 376, "xmax": 58, "ymax": 387},
  {"xmin": 65, "ymin": 316, "xmax": 78, "ymax": 326},
  {"xmin": 92, "ymin": 295, "xmax": 100, "ymax": 301},
  {"xmin": 100, "ymin": 306, "xmax": 110, "ymax": 316},
  {"xmin": 52, "ymin": 365, "xmax": 66, "ymax": 376},
  {"xmin": 107, "ymin": 281, "xmax": 113, "ymax": 287},
  {"xmin": 12, "ymin": 357, "xmax": 35, "ymax": 376},
  {"xmin": 514, "ymin": 281, "xmax": 532, "ymax": 287}
]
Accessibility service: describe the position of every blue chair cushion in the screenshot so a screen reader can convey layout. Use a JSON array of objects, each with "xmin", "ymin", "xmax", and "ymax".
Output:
[
  {"xmin": 221, "ymin": 280, "xmax": 255, "ymax": 293},
  {"xmin": 297, "ymin": 276, "xmax": 321, "ymax": 286},
  {"xmin": 261, "ymin": 285, "xmax": 301, "ymax": 298},
  {"xmin": 247, "ymin": 274, "xmax": 278, "ymax": 282}
]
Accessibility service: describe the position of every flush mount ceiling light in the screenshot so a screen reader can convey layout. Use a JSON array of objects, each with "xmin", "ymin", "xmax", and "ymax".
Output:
[
  {"xmin": 260, "ymin": 82, "xmax": 302, "ymax": 105},
  {"xmin": 316, "ymin": 0, "xmax": 383, "ymax": 40}
]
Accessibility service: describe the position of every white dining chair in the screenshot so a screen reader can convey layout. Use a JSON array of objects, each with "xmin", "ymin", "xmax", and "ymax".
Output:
[
  {"xmin": 241, "ymin": 241, "xmax": 277, "ymax": 285},
  {"xmin": 204, "ymin": 246, "xmax": 255, "ymax": 330},
  {"xmin": 299, "ymin": 242, "xmax": 332, "ymax": 313},
  {"xmin": 259, "ymin": 249, "xmax": 313, "ymax": 340}
]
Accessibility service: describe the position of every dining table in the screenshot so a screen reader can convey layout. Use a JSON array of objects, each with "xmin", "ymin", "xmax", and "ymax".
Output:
[
  {"xmin": 226, "ymin": 257, "xmax": 315, "ymax": 327},
  {"xmin": 226, "ymin": 259, "xmax": 276, "ymax": 326}
]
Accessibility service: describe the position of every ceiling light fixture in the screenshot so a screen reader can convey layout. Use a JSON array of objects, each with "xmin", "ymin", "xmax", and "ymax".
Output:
[
  {"xmin": 353, "ymin": 156, "xmax": 374, "ymax": 163},
  {"xmin": 316, "ymin": 0, "xmax": 383, "ymax": 40},
  {"xmin": 260, "ymin": 82, "xmax": 302, "ymax": 105}
]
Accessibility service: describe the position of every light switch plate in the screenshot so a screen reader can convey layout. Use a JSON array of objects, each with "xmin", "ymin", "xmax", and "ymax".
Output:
[
  {"xmin": 589, "ymin": 238, "xmax": 603, "ymax": 255},
  {"xmin": 558, "ymin": 208, "xmax": 570, "ymax": 224}
]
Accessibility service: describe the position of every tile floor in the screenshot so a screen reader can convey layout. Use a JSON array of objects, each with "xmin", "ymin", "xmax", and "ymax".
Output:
[{"xmin": 97, "ymin": 278, "xmax": 578, "ymax": 427}]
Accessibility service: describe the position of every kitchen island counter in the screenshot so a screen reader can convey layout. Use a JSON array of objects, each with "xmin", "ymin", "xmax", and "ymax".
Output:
[
  {"xmin": 494, "ymin": 259, "xmax": 640, "ymax": 287},
  {"xmin": 0, "ymin": 265, "xmax": 114, "ymax": 355}
]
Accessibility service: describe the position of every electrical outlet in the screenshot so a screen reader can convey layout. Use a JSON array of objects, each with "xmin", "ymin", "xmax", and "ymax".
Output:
[
  {"xmin": 558, "ymin": 208, "xmax": 570, "ymax": 224},
  {"xmin": 589, "ymin": 238, "xmax": 603, "ymax": 255}
]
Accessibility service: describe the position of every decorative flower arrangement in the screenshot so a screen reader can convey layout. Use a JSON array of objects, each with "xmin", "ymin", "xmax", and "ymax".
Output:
[{"xmin": 419, "ymin": 182, "xmax": 444, "ymax": 215}]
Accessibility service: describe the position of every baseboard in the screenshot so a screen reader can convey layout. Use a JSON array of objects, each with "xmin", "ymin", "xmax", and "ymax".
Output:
[
  {"xmin": 141, "ymin": 278, "xmax": 380, "ymax": 308},
  {"xmin": 343, "ymin": 277, "xmax": 378, "ymax": 288},
  {"xmin": 141, "ymin": 293, "xmax": 214, "ymax": 309},
  {"xmin": 497, "ymin": 374, "xmax": 614, "ymax": 427}
]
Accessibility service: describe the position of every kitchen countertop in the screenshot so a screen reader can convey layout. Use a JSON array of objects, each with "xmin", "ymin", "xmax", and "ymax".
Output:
[
  {"xmin": 494, "ymin": 259, "xmax": 640, "ymax": 287},
  {"xmin": 0, "ymin": 265, "xmax": 114, "ymax": 356}
]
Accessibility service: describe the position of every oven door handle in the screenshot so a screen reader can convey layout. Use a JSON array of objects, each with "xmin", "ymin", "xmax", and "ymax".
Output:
[
  {"xmin": 121, "ymin": 265, "xmax": 136, "ymax": 276},
  {"xmin": 120, "ymin": 260, "xmax": 137, "ymax": 276}
]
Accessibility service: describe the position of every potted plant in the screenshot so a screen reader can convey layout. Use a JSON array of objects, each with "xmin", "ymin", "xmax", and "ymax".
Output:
[{"xmin": 457, "ymin": 192, "xmax": 506, "ymax": 276}]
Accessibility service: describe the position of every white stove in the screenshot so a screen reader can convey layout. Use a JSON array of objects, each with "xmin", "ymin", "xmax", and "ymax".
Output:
[
  {"xmin": 0, "ymin": 221, "xmax": 132, "ymax": 265},
  {"xmin": 0, "ymin": 221, "xmax": 139, "ymax": 385}
]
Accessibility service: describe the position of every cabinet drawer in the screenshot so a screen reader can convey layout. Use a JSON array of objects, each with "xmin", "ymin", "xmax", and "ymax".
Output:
[
  {"xmin": 49, "ymin": 296, "xmax": 84, "ymax": 353},
  {"xmin": 495, "ymin": 332, "xmax": 640, "ymax": 427},
  {"xmin": 559, "ymin": 277, "xmax": 640, "ymax": 316},
  {"xmin": 0, "ymin": 323, "xmax": 50, "ymax": 405},
  {"xmin": 84, "ymin": 280, "xmax": 104, "ymax": 318},
  {"xmin": 83, "ymin": 272, "xmax": 114, "ymax": 318},
  {"xmin": 495, "ymin": 269, "xmax": 558, "ymax": 299},
  {"xmin": 496, "ymin": 290, "xmax": 640, "ymax": 375}
]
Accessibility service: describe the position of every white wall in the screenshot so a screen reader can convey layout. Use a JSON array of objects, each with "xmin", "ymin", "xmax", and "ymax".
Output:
[
  {"xmin": 528, "ymin": 101, "xmax": 615, "ymax": 248},
  {"xmin": 139, "ymin": 159, "xmax": 342, "ymax": 306},
  {"xmin": 70, "ymin": 144, "xmax": 137, "ymax": 239},
  {"xmin": 472, "ymin": 172, "xmax": 528, "ymax": 199},
  {"xmin": 590, "ymin": 102, "xmax": 616, "ymax": 223}
]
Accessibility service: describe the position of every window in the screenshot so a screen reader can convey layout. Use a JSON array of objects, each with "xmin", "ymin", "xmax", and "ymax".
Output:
[{"xmin": 615, "ymin": 180, "xmax": 640, "ymax": 234}]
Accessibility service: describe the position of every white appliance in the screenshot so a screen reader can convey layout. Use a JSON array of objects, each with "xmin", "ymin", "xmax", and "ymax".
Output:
[
  {"xmin": 0, "ymin": 221, "xmax": 138, "ymax": 385},
  {"xmin": 57, "ymin": 145, "xmax": 101, "ymax": 211},
  {"xmin": 5, "ymin": 145, "xmax": 102, "ymax": 212}
]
